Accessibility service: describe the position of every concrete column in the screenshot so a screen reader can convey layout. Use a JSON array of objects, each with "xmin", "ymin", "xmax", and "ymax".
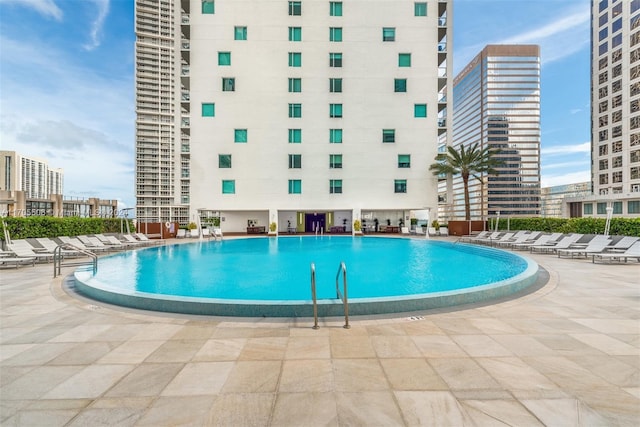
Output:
[{"xmin": 269, "ymin": 208, "xmax": 278, "ymax": 235}]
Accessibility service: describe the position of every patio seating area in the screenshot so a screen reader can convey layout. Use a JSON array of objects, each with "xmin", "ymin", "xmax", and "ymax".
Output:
[{"xmin": 0, "ymin": 235, "xmax": 638, "ymax": 425}]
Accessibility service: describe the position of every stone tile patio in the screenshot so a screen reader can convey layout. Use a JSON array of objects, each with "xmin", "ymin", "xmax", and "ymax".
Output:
[{"xmin": 0, "ymin": 239, "xmax": 638, "ymax": 426}]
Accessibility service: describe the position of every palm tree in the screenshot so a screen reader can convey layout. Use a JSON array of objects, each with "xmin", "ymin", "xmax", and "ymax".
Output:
[{"xmin": 429, "ymin": 143, "xmax": 504, "ymax": 221}]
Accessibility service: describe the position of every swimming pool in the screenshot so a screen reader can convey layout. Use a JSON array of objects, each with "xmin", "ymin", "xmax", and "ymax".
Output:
[{"xmin": 73, "ymin": 236, "xmax": 539, "ymax": 317}]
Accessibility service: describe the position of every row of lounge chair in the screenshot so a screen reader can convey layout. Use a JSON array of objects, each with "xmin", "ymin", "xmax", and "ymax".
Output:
[
  {"xmin": 461, "ymin": 230, "xmax": 640, "ymax": 263},
  {"xmin": 400, "ymin": 226, "xmax": 449, "ymax": 236},
  {"xmin": 0, "ymin": 233, "xmax": 161, "ymax": 268}
]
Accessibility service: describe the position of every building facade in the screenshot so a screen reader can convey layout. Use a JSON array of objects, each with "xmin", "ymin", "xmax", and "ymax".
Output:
[
  {"xmin": 135, "ymin": 0, "xmax": 452, "ymax": 232},
  {"xmin": 565, "ymin": 0, "xmax": 640, "ymax": 218},
  {"xmin": 439, "ymin": 45, "xmax": 541, "ymax": 221}
]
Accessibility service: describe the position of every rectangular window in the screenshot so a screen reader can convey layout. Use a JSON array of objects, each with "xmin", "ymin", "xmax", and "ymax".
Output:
[
  {"xmin": 330, "ymin": 1, "xmax": 342, "ymax": 16},
  {"xmin": 202, "ymin": 0, "xmax": 214, "ymax": 14},
  {"xmin": 288, "ymin": 78, "xmax": 302, "ymax": 92},
  {"xmin": 329, "ymin": 78, "xmax": 342, "ymax": 93},
  {"xmin": 399, "ymin": 53, "xmax": 411, "ymax": 67},
  {"xmin": 330, "ymin": 129, "xmax": 343, "ymax": 143},
  {"xmin": 288, "ymin": 52, "xmax": 302, "ymax": 67},
  {"xmin": 330, "ymin": 103, "xmax": 343, "ymax": 118},
  {"xmin": 288, "ymin": 179, "xmax": 302, "ymax": 194},
  {"xmin": 218, "ymin": 51, "xmax": 231, "ymax": 65},
  {"xmin": 394, "ymin": 179, "xmax": 407, "ymax": 193},
  {"xmin": 599, "ymin": 28, "xmax": 608, "ymax": 41},
  {"xmin": 414, "ymin": 104, "xmax": 427, "ymax": 118},
  {"xmin": 289, "ymin": 129, "xmax": 302, "ymax": 143},
  {"xmin": 628, "ymin": 201, "xmax": 640, "ymax": 214},
  {"xmin": 218, "ymin": 154, "xmax": 231, "ymax": 168},
  {"xmin": 222, "ymin": 77, "xmax": 235, "ymax": 91},
  {"xmin": 597, "ymin": 202, "xmax": 607, "ymax": 214},
  {"xmin": 612, "ymin": 34, "xmax": 622, "ymax": 48},
  {"xmin": 329, "ymin": 52, "xmax": 342, "ymax": 67},
  {"xmin": 330, "ymin": 179, "xmax": 342, "ymax": 194},
  {"xmin": 394, "ymin": 78, "xmax": 407, "ymax": 92},
  {"xmin": 234, "ymin": 129, "xmax": 247, "ymax": 143},
  {"xmin": 288, "ymin": 1, "xmax": 301, "ymax": 15},
  {"xmin": 288, "ymin": 154, "xmax": 302, "ymax": 169},
  {"xmin": 202, "ymin": 103, "xmax": 215, "ymax": 117},
  {"xmin": 289, "ymin": 103, "xmax": 302, "ymax": 118},
  {"xmin": 398, "ymin": 154, "xmax": 411, "ymax": 168},
  {"xmin": 289, "ymin": 27, "xmax": 302, "ymax": 41},
  {"xmin": 329, "ymin": 154, "xmax": 342, "ymax": 169},
  {"xmin": 222, "ymin": 180, "xmax": 235, "ymax": 194},
  {"xmin": 414, "ymin": 2, "xmax": 427, "ymax": 16},
  {"xmin": 583, "ymin": 203, "xmax": 593, "ymax": 215},
  {"xmin": 382, "ymin": 129, "xmax": 395, "ymax": 143},
  {"xmin": 329, "ymin": 27, "xmax": 342, "ymax": 42},
  {"xmin": 613, "ymin": 201, "xmax": 622, "ymax": 214},
  {"xmin": 234, "ymin": 26, "xmax": 247, "ymax": 40},
  {"xmin": 382, "ymin": 27, "xmax": 395, "ymax": 41},
  {"xmin": 599, "ymin": 42, "xmax": 608, "ymax": 56}
]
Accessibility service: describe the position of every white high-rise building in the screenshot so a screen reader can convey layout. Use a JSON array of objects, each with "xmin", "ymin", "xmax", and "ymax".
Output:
[
  {"xmin": 135, "ymin": 0, "xmax": 452, "ymax": 232},
  {"xmin": 565, "ymin": 0, "xmax": 640, "ymax": 218},
  {"xmin": 0, "ymin": 151, "xmax": 64, "ymax": 199}
]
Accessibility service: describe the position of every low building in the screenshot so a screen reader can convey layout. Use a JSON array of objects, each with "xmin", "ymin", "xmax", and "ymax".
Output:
[{"xmin": 540, "ymin": 182, "xmax": 591, "ymax": 217}]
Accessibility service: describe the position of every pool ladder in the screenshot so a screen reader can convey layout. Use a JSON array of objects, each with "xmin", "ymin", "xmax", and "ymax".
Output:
[{"xmin": 311, "ymin": 261, "xmax": 350, "ymax": 329}]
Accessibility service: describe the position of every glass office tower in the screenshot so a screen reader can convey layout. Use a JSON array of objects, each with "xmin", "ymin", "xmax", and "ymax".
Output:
[{"xmin": 443, "ymin": 45, "xmax": 541, "ymax": 220}]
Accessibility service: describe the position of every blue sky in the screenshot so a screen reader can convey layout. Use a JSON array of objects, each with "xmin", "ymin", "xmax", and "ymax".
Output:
[{"xmin": 0, "ymin": 0, "xmax": 591, "ymax": 211}]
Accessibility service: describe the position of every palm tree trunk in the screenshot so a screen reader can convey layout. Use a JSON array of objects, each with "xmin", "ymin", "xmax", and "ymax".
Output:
[{"xmin": 463, "ymin": 174, "xmax": 471, "ymax": 221}]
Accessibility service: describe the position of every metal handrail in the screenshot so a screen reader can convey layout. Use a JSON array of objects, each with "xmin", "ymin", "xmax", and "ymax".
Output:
[
  {"xmin": 311, "ymin": 263, "xmax": 319, "ymax": 329},
  {"xmin": 54, "ymin": 243, "xmax": 98, "ymax": 278},
  {"xmin": 335, "ymin": 261, "xmax": 350, "ymax": 329}
]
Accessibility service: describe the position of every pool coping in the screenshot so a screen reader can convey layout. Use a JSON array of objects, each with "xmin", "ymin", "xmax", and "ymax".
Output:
[{"xmin": 72, "ymin": 238, "xmax": 540, "ymax": 318}]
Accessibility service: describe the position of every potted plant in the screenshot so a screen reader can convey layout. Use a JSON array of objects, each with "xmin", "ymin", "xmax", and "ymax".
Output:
[
  {"xmin": 353, "ymin": 219, "xmax": 362, "ymax": 235},
  {"xmin": 269, "ymin": 221, "xmax": 277, "ymax": 235},
  {"xmin": 432, "ymin": 220, "xmax": 440, "ymax": 231}
]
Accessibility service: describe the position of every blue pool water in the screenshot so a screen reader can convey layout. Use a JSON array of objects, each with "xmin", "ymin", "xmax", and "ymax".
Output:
[{"xmin": 75, "ymin": 236, "xmax": 531, "ymax": 302}]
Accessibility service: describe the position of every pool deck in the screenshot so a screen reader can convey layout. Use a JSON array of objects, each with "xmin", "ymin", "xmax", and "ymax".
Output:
[{"xmin": 1, "ymin": 236, "xmax": 639, "ymax": 426}]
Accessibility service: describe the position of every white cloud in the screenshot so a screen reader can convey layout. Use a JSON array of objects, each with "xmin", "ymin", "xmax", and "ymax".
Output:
[
  {"xmin": 570, "ymin": 108, "xmax": 582, "ymax": 115},
  {"xmin": 455, "ymin": 3, "xmax": 590, "ymax": 73},
  {"xmin": 542, "ymin": 142, "xmax": 590, "ymax": 156},
  {"xmin": 542, "ymin": 160, "xmax": 590, "ymax": 170},
  {"xmin": 542, "ymin": 170, "xmax": 591, "ymax": 188},
  {"xmin": 0, "ymin": 0, "xmax": 62, "ymax": 20},
  {"xmin": 83, "ymin": 0, "xmax": 110, "ymax": 51}
]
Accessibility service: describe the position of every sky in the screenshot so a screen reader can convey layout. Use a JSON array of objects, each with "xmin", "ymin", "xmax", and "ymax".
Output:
[{"xmin": 0, "ymin": 0, "xmax": 591, "ymax": 212}]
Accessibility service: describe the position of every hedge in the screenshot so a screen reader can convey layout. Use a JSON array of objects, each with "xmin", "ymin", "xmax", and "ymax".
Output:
[
  {"xmin": 488, "ymin": 217, "xmax": 640, "ymax": 237},
  {"xmin": 0, "ymin": 217, "xmax": 135, "ymax": 241}
]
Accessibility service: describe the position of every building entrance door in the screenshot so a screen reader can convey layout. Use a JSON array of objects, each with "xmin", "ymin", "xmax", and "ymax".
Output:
[{"xmin": 305, "ymin": 213, "xmax": 326, "ymax": 233}]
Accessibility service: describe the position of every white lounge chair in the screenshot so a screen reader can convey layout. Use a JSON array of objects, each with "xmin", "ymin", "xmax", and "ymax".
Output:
[
  {"xmin": 0, "ymin": 256, "xmax": 35, "ymax": 268},
  {"xmin": 510, "ymin": 233, "xmax": 561, "ymax": 251},
  {"xmin": 439, "ymin": 227, "xmax": 449, "ymax": 237},
  {"xmin": 401, "ymin": 227, "xmax": 410, "ymax": 235},
  {"xmin": 134, "ymin": 233, "xmax": 162, "ymax": 245},
  {"xmin": 58, "ymin": 236, "xmax": 108, "ymax": 254},
  {"xmin": 176, "ymin": 229, "xmax": 187, "ymax": 238},
  {"xmin": 530, "ymin": 234, "xmax": 583, "ymax": 254},
  {"xmin": 121, "ymin": 234, "xmax": 151, "ymax": 246},
  {"xmin": 213, "ymin": 228, "xmax": 223, "ymax": 240},
  {"xmin": 427, "ymin": 227, "xmax": 438, "ymax": 236},
  {"xmin": 414, "ymin": 226, "xmax": 425, "ymax": 235},
  {"xmin": 496, "ymin": 231, "xmax": 541, "ymax": 248},
  {"xmin": 460, "ymin": 231, "xmax": 489, "ymax": 243},
  {"xmin": 7, "ymin": 240, "xmax": 54, "ymax": 263},
  {"xmin": 557, "ymin": 235, "xmax": 612, "ymax": 259},
  {"xmin": 77, "ymin": 235, "xmax": 119, "ymax": 252},
  {"xmin": 606, "ymin": 236, "xmax": 639, "ymax": 251},
  {"xmin": 592, "ymin": 241, "xmax": 640, "ymax": 263},
  {"xmin": 34, "ymin": 238, "xmax": 83, "ymax": 257}
]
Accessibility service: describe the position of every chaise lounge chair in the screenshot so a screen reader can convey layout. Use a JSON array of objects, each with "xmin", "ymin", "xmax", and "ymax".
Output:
[
  {"xmin": 530, "ymin": 234, "xmax": 583, "ymax": 254},
  {"xmin": 7, "ymin": 240, "xmax": 55, "ymax": 263},
  {"xmin": 556, "ymin": 235, "xmax": 612, "ymax": 259},
  {"xmin": 592, "ymin": 241, "xmax": 640, "ymax": 263},
  {"xmin": 0, "ymin": 256, "xmax": 35, "ymax": 268}
]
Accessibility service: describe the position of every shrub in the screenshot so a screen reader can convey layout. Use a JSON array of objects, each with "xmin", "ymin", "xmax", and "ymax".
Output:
[{"xmin": 0, "ymin": 217, "xmax": 134, "ymax": 241}]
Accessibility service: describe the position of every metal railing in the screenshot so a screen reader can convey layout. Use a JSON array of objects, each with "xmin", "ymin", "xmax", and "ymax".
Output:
[
  {"xmin": 335, "ymin": 261, "xmax": 350, "ymax": 328},
  {"xmin": 310, "ymin": 261, "xmax": 350, "ymax": 329},
  {"xmin": 53, "ymin": 244, "xmax": 98, "ymax": 278}
]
